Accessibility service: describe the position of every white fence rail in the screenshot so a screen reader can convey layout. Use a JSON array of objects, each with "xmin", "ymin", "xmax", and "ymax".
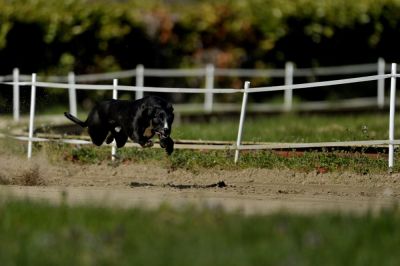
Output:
[
  {"xmin": 0, "ymin": 58, "xmax": 390, "ymax": 122},
  {"xmin": 0, "ymin": 62, "xmax": 398, "ymax": 170}
]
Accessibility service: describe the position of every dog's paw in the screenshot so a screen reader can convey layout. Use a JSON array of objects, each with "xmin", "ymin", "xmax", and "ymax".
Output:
[
  {"xmin": 160, "ymin": 137, "xmax": 174, "ymax": 155},
  {"xmin": 143, "ymin": 140, "xmax": 154, "ymax": 148}
]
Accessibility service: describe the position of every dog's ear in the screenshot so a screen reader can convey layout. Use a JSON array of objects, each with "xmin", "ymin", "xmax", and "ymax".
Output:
[
  {"xmin": 138, "ymin": 102, "xmax": 154, "ymax": 119},
  {"xmin": 166, "ymin": 102, "xmax": 174, "ymax": 113}
]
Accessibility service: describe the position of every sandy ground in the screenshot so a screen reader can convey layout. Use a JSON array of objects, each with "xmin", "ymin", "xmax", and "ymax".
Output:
[{"xmin": 1, "ymin": 152, "xmax": 400, "ymax": 215}]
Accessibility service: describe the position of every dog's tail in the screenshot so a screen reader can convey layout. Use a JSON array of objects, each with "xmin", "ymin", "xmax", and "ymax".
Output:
[{"xmin": 64, "ymin": 112, "xmax": 87, "ymax": 127}]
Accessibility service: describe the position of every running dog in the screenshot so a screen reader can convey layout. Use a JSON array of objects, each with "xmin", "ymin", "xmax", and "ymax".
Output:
[{"xmin": 64, "ymin": 96, "xmax": 174, "ymax": 155}]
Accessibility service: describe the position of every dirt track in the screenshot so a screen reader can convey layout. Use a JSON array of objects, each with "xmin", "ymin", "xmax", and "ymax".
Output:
[{"xmin": 1, "ymin": 152, "xmax": 400, "ymax": 215}]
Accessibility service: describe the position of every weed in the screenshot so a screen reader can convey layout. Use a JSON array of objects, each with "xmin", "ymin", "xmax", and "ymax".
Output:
[
  {"xmin": 18, "ymin": 165, "xmax": 46, "ymax": 186},
  {"xmin": 70, "ymin": 147, "xmax": 104, "ymax": 164}
]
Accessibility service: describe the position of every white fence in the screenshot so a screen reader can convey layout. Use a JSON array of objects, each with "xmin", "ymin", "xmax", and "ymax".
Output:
[
  {"xmin": 0, "ymin": 58, "xmax": 389, "ymax": 122},
  {"xmin": 0, "ymin": 62, "xmax": 398, "ymax": 170}
]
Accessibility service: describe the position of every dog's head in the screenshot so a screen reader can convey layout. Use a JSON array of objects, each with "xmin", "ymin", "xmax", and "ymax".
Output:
[{"xmin": 140, "ymin": 96, "xmax": 174, "ymax": 139}]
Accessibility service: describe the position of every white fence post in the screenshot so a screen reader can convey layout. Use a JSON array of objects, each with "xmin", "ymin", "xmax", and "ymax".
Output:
[
  {"xmin": 135, "ymin": 64, "xmax": 144, "ymax": 100},
  {"xmin": 27, "ymin": 73, "xmax": 36, "ymax": 159},
  {"xmin": 388, "ymin": 63, "xmax": 397, "ymax": 170},
  {"xmin": 205, "ymin": 64, "xmax": 215, "ymax": 112},
  {"xmin": 234, "ymin": 81, "xmax": 250, "ymax": 164},
  {"xmin": 378, "ymin": 57, "xmax": 386, "ymax": 109},
  {"xmin": 13, "ymin": 68, "xmax": 20, "ymax": 122},
  {"xmin": 111, "ymin": 79, "xmax": 118, "ymax": 161},
  {"xmin": 284, "ymin": 61, "xmax": 294, "ymax": 111},
  {"xmin": 68, "ymin": 72, "xmax": 77, "ymax": 116}
]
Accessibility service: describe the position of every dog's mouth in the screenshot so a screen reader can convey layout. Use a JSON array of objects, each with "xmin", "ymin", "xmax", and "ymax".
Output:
[{"xmin": 155, "ymin": 130, "xmax": 169, "ymax": 139}]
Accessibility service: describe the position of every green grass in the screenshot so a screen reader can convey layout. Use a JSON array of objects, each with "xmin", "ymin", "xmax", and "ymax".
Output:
[
  {"xmin": 17, "ymin": 142, "xmax": 391, "ymax": 174},
  {"xmin": 173, "ymin": 113, "xmax": 391, "ymax": 142},
  {"xmin": 1, "ymin": 112, "xmax": 397, "ymax": 173},
  {"xmin": 45, "ymin": 112, "xmax": 400, "ymax": 173},
  {"xmin": 1, "ymin": 199, "xmax": 400, "ymax": 266}
]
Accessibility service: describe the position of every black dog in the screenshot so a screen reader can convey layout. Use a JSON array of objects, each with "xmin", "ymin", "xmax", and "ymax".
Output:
[{"xmin": 64, "ymin": 96, "xmax": 174, "ymax": 155}]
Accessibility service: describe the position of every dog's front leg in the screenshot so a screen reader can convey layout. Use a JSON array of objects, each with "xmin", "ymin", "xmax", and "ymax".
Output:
[
  {"xmin": 131, "ymin": 126, "xmax": 154, "ymax": 149},
  {"xmin": 159, "ymin": 136, "xmax": 174, "ymax": 155},
  {"xmin": 138, "ymin": 138, "xmax": 154, "ymax": 148}
]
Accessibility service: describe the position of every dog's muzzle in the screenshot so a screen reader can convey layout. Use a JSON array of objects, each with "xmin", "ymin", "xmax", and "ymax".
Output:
[{"xmin": 156, "ymin": 127, "xmax": 170, "ymax": 139}]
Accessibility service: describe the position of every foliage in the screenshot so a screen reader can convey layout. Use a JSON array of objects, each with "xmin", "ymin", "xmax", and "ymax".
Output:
[
  {"xmin": 0, "ymin": 0, "xmax": 399, "ymax": 112},
  {"xmin": 1, "ymin": 199, "xmax": 400, "ymax": 265},
  {"xmin": 0, "ymin": 0, "xmax": 399, "ymax": 75}
]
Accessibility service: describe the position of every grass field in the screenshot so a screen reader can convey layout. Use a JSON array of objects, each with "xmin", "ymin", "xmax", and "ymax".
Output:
[
  {"xmin": 1, "ymin": 137, "xmax": 393, "ymax": 174},
  {"xmin": 173, "ymin": 112, "xmax": 391, "ymax": 142},
  {"xmin": 1, "ymin": 199, "xmax": 400, "ymax": 265},
  {"xmin": 1, "ymin": 112, "xmax": 397, "ymax": 174}
]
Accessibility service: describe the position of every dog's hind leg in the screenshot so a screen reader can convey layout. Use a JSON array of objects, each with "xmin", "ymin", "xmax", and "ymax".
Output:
[
  {"xmin": 88, "ymin": 125, "xmax": 108, "ymax": 146},
  {"xmin": 106, "ymin": 126, "xmax": 126, "ymax": 147},
  {"xmin": 115, "ymin": 133, "xmax": 128, "ymax": 148}
]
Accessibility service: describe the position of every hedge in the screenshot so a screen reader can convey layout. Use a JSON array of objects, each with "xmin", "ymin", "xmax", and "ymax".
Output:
[{"xmin": 0, "ymin": 0, "xmax": 399, "ymax": 110}]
